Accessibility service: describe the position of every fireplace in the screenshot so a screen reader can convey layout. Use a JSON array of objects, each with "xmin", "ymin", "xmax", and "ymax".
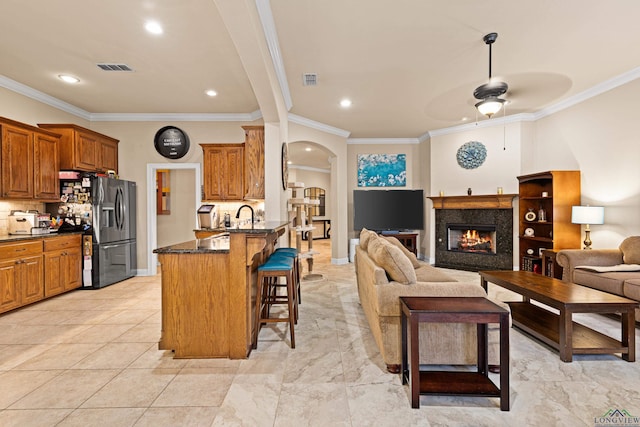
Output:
[
  {"xmin": 429, "ymin": 195, "xmax": 515, "ymax": 271},
  {"xmin": 448, "ymin": 224, "xmax": 496, "ymax": 254}
]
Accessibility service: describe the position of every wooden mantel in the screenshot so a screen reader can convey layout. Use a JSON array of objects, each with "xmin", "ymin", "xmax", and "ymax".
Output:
[{"xmin": 428, "ymin": 194, "xmax": 517, "ymax": 209}]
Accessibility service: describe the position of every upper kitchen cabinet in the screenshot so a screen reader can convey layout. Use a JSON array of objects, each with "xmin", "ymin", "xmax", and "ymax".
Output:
[
  {"xmin": 242, "ymin": 126, "xmax": 265, "ymax": 200},
  {"xmin": 38, "ymin": 124, "xmax": 119, "ymax": 173},
  {"xmin": 201, "ymin": 144, "xmax": 244, "ymax": 201},
  {"xmin": 0, "ymin": 117, "xmax": 60, "ymax": 201}
]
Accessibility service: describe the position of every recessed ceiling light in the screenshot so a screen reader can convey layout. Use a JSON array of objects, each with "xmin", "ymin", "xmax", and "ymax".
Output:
[
  {"xmin": 461, "ymin": 117, "xmax": 469, "ymax": 122},
  {"xmin": 145, "ymin": 21, "xmax": 163, "ymax": 35},
  {"xmin": 287, "ymin": 160, "xmax": 292, "ymax": 165},
  {"xmin": 58, "ymin": 74, "xmax": 80, "ymax": 84},
  {"xmin": 340, "ymin": 99, "xmax": 352, "ymax": 108},
  {"xmin": 305, "ymin": 147, "xmax": 312, "ymax": 152},
  {"xmin": 205, "ymin": 90, "xmax": 217, "ymax": 97}
]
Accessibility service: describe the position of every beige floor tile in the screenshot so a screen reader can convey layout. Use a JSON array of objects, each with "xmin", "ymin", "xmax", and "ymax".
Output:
[
  {"xmin": 212, "ymin": 382, "xmax": 280, "ymax": 426},
  {"xmin": 71, "ymin": 342, "xmax": 155, "ymax": 369},
  {"xmin": 13, "ymin": 343, "xmax": 105, "ymax": 370},
  {"xmin": 0, "ymin": 344, "xmax": 54, "ymax": 371},
  {"xmin": 65, "ymin": 323, "xmax": 135, "ymax": 344},
  {"xmin": 81, "ymin": 368, "xmax": 179, "ymax": 408},
  {"xmin": 274, "ymin": 383, "xmax": 351, "ymax": 427},
  {"xmin": 127, "ymin": 347, "xmax": 188, "ymax": 370},
  {"xmin": 112, "ymin": 323, "xmax": 161, "ymax": 343},
  {"xmin": 0, "ymin": 370, "xmax": 63, "ymax": 409},
  {"xmin": 152, "ymin": 369, "xmax": 234, "ymax": 407},
  {"xmin": 57, "ymin": 407, "xmax": 146, "ymax": 427},
  {"xmin": 134, "ymin": 406, "xmax": 218, "ymax": 427},
  {"xmin": 0, "ymin": 409, "xmax": 73, "ymax": 427},
  {"xmin": 9, "ymin": 369, "xmax": 120, "ymax": 409}
]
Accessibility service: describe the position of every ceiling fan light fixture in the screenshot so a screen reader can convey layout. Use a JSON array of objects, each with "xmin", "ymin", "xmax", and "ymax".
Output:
[
  {"xmin": 473, "ymin": 32, "xmax": 509, "ymax": 118},
  {"xmin": 475, "ymin": 97, "xmax": 505, "ymax": 118}
]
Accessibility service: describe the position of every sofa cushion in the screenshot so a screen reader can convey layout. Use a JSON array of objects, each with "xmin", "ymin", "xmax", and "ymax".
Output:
[
  {"xmin": 620, "ymin": 236, "xmax": 640, "ymax": 264},
  {"xmin": 367, "ymin": 237, "xmax": 416, "ymax": 285},
  {"xmin": 359, "ymin": 228, "xmax": 377, "ymax": 251},
  {"xmin": 414, "ymin": 264, "xmax": 458, "ymax": 282},
  {"xmin": 573, "ymin": 270, "xmax": 630, "ymax": 296},
  {"xmin": 375, "ymin": 280, "xmax": 487, "ymax": 316},
  {"xmin": 623, "ymin": 278, "xmax": 640, "ymax": 301},
  {"xmin": 383, "ymin": 236, "xmax": 421, "ymax": 268}
]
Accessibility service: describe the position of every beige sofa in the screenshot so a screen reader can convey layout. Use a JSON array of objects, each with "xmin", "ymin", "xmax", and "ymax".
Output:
[
  {"xmin": 556, "ymin": 236, "xmax": 640, "ymax": 317},
  {"xmin": 355, "ymin": 229, "xmax": 507, "ymax": 373}
]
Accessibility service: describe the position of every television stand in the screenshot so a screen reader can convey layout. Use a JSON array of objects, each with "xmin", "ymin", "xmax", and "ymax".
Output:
[{"xmin": 378, "ymin": 231, "xmax": 418, "ymax": 255}]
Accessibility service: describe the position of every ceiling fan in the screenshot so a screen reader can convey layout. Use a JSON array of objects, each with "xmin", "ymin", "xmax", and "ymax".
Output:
[{"xmin": 473, "ymin": 32, "xmax": 508, "ymax": 118}]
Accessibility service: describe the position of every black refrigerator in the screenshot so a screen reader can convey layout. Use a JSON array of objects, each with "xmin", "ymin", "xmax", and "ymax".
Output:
[{"xmin": 49, "ymin": 174, "xmax": 137, "ymax": 288}]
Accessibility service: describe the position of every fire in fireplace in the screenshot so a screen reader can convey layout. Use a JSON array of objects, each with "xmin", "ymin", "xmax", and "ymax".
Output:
[{"xmin": 447, "ymin": 224, "xmax": 496, "ymax": 254}]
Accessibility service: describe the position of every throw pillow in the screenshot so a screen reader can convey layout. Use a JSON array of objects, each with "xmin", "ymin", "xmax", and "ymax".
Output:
[
  {"xmin": 383, "ymin": 236, "xmax": 421, "ymax": 268},
  {"xmin": 367, "ymin": 236, "xmax": 417, "ymax": 285},
  {"xmin": 359, "ymin": 228, "xmax": 377, "ymax": 251},
  {"xmin": 620, "ymin": 236, "xmax": 640, "ymax": 264}
]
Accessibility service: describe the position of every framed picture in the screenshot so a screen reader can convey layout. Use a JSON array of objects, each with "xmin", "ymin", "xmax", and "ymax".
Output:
[{"xmin": 357, "ymin": 154, "xmax": 406, "ymax": 187}]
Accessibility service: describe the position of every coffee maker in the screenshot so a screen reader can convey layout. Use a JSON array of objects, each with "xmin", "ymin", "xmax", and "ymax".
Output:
[{"xmin": 197, "ymin": 204, "xmax": 219, "ymax": 229}]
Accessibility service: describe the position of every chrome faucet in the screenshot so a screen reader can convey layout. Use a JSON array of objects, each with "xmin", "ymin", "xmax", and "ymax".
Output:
[{"xmin": 235, "ymin": 204, "xmax": 254, "ymax": 227}]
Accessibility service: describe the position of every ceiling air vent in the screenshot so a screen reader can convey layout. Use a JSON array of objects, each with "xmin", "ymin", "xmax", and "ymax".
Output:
[
  {"xmin": 302, "ymin": 73, "xmax": 317, "ymax": 86},
  {"xmin": 97, "ymin": 63, "xmax": 134, "ymax": 72}
]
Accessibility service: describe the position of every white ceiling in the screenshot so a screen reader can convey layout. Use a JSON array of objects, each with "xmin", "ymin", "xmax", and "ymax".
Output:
[{"xmin": 2, "ymin": 0, "xmax": 640, "ymax": 169}]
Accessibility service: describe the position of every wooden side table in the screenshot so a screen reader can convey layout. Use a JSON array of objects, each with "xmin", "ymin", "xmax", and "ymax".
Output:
[
  {"xmin": 380, "ymin": 232, "xmax": 418, "ymax": 255},
  {"xmin": 400, "ymin": 296, "xmax": 510, "ymax": 411}
]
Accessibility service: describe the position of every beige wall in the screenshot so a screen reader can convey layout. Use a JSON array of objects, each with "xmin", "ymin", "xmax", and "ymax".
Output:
[{"xmin": 531, "ymin": 79, "xmax": 640, "ymax": 248}]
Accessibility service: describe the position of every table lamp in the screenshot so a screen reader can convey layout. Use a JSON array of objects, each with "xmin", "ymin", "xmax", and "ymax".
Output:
[{"xmin": 571, "ymin": 206, "xmax": 604, "ymax": 250}]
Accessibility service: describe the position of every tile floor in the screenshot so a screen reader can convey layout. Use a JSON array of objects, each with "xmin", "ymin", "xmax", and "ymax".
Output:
[{"xmin": 0, "ymin": 241, "xmax": 639, "ymax": 426}]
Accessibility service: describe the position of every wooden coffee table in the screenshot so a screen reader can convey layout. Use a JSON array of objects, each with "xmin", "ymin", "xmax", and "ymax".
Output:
[{"xmin": 479, "ymin": 270, "xmax": 638, "ymax": 362}]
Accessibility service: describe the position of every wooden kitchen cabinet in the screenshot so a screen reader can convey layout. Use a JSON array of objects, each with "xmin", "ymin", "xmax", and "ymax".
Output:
[
  {"xmin": 0, "ymin": 240, "xmax": 44, "ymax": 313},
  {"xmin": 0, "ymin": 117, "xmax": 60, "ymax": 201},
  {"xmin": 38, "ymin": 123, "xmax": 119, "ymax": 173},
  {"xmin": 242, "ymin": 126, "xmax": 265, "ymax": 199},
  {"xmin": 44, "ymin": 234, "xmax": 82, "ymax": 297},
  {"xmin": 201, "ymin": 143, "xmax": 244, "ymax": 201}
]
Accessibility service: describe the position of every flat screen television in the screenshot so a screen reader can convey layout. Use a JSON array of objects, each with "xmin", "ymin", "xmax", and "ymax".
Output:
[{"xmin": 353, "ymin": 189, "xmax": 424, "ymax": 232}]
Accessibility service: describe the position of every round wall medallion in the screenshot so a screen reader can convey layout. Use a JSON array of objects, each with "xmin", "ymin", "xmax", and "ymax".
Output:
[
  {"xmin": 281, "ymin": 142, "xmax": 289, "ymax": 190},
  {"xmin": 524, "ymin": 227, "xmax": 535, "ymax": 237},
  {"xmin": 456, "ymin": 141, "xmax": 487, "ymax": 169},
  {"xmin": 524, "ymin": 210, "xmax": 537, "ymax": 222},
  {"xmin": 154, "ymin": 126, "xmax": 190, "ymax": 159}
]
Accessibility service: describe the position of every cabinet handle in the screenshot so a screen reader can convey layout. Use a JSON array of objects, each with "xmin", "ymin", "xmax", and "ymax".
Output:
[{"xmin": 16, "ymin": 248, "xmax": 27, "ymax": 252}]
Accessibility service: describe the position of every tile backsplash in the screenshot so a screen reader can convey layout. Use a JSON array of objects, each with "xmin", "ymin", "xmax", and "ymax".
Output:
[{"xmin": 0, "ymin": 201, "xmax": 46, "ymax": 235}]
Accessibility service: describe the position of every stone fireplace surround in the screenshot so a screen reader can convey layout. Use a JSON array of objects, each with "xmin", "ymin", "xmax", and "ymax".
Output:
[{"xmin": 429, "ymin": 195, "xmax": 515, "ymax": 271}]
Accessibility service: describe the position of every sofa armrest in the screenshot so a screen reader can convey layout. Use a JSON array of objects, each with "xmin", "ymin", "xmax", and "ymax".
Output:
[{"xmin": 556, "ymin": 249, "xmax": 623, "ymax": 282}]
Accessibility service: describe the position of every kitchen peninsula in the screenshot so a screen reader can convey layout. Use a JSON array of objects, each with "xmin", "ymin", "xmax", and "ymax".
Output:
[{"xmin": 154, "ymin": 221, "xmax": 288, "ymax": 359}]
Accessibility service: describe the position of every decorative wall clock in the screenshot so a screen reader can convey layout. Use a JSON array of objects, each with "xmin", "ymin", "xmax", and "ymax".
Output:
[
  {"xmin": 154, "ymin": 126, "xmax": 190, "ymax": 159},
  {"xmin": 281, "ymin": 142, "xmax": 289, "ymax": 190},
  {"xmin": 456, "ymin": 141, "xmax": 487, "ymax": 169}
]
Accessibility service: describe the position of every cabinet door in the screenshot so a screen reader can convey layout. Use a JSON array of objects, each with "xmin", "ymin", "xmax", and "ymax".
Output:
[
  {"xmin": 1, "ymin": 124, "xmax": 34, "ymax": 198},
  {"xmin": 33, "ymin": 131, "xmax": 60, "ymax": 201},
  {"xmin": 243, "ymin": 127, "xmax": 264, "ymax": 199},
  {"xmin": 75, "ymin": 131, "xmax": 98, "ymax": 171},
  {"xmin": 97, "ymin": 138, "xmax": 118, "ymax": 172},
  {"xmin": 44, "ymin": 250, "xmax": 66, "ymax": 297},
  {"xmin": 202, "ymin": 147, "xmax": 224, "ymax": 200},
  {"xmin": 0, "ymin": 259, "xmax": 20, "ymax": 313},
  {"xmin": 225, "ymin": 147, "xmax": 244, "ymax": 200},
  {"xmin": 63, "ymin": 247, "xmax": 82, "ymax": 291},
  {"xmin": 21, "ymin": 255, "xmax": 43, "ymax": 304}
]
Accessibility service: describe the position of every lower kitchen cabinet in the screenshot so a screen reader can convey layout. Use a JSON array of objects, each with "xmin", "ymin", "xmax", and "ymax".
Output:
[
  {"xmin": 44, "ymin": 235, "xmax": 82, "ymax": 297},
  {"xmin": 0, "ymin": 234, "xmax": 82, "ymax": 314}
]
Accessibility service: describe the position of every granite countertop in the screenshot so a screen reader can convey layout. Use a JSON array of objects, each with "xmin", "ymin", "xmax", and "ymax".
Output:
[
  {"xmin": 158, "ymin": 221, "xmax": 290, "ymax": 254},
  {"xmin": 195, "ymin": 221, "xmax": 290, "ymax": 235},
  {"xmin": 0, "ymin": 231, "xmax": 85, "ymax": 244},
  {"xmin": 154, "ymin": 234, "xmax": 231, "ymax": 254}
]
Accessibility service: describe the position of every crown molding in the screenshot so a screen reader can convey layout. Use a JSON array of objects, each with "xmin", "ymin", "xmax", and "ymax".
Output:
[
  {"xmin": 347, "ymin": 137, "xmax": 421, "ymax": 145},
  {"xmin": 288, "ymin": 113, "xmax": 351, "ymax": 138},
  {"xmin": 255, "ymin": 0, "xmax": 292, "ymax": 112},
  {"xmin": 0, "ymin": 75, "xmax": 91, "ymax": 120},
  {"xmin": 89, "ymin": 110, "xmax": 262, "ymax": 122}
]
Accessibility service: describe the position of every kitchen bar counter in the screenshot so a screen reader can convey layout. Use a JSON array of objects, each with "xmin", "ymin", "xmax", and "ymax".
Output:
[{"xmin": 154, "ymin": 221, "xmax": 289, "ymax": 359}]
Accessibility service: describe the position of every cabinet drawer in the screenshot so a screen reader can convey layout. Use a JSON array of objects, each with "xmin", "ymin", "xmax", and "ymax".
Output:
[
  {"xmin": 0, "ymin": 240, "xmax": 43, "ymax": 258},
  {"xmin": 44, "ymin": 235, "xmax": 82, "ymax": 252}
]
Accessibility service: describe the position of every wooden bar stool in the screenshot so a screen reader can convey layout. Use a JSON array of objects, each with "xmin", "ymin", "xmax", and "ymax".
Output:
[
  {"xmin": 273, "ymin": 247, "xmax": 301, "ymax": 304},
  {"xmin": 253, "ymin": 256, "xmax": 296, "ymax": 349}
]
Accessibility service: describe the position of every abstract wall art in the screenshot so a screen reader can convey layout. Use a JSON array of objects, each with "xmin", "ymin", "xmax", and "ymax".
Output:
[{"xmin": 357, "ymin": 154, "xmax": 406, "ymax": 187}]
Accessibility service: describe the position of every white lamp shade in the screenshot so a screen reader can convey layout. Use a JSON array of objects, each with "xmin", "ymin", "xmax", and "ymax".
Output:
[
  {"xmin": 571, "ymin": 206, "xmax": 604, "ymax": 225},
  {"xmin": 475, "ymin": 97, "xmax": 505, "ymax": 117}
]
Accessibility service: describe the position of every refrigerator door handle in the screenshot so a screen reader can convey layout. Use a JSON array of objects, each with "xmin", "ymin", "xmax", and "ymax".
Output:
[
  {"xmin": 115, "ymin": 187, "xmax": 122, "ymax": 230},
  {"xmin": 119, "ymin": 188, "xmax": 127, "ymax": 230}
]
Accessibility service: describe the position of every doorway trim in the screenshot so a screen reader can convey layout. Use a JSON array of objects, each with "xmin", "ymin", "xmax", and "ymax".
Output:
[{"xmin": 146, "ymin": 163, "xmax": 202, "ymax": 276}]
